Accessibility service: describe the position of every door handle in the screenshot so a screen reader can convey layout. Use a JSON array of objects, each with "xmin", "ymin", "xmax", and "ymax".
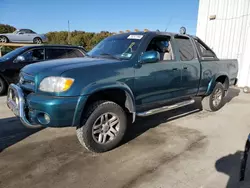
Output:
[
  {"xmin": 172, "ymin": 68, "xmax": 178, "ymax": 71},
  {"xmin": 183, "ymin": 67, "xmax": 188, "ymax": 70}
]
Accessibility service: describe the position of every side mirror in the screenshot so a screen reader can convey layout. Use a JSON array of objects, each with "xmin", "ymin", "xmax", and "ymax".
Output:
[
  {"xmin": 140, "ymin": 51, "xmax": 160, "ymax": 64},
  {"xmin": 14, "ymin": 55, "xmax": 25, "ymax": 63},
  {"xmin": 18, "ymin": 32, "xmax": 24, "ymax": 35}
]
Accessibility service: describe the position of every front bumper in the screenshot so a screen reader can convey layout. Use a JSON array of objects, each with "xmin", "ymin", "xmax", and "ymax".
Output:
[
  {"xmin": 7, "ymin": 84, "xmax": 85, "ymax": 128},
  {"xmin": 7, "ymin": 84, "xmax": 42, "ymax": 128}
]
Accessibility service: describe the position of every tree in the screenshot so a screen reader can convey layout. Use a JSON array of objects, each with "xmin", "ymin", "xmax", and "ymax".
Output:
[
  {"xmin": 0, "ymin": 24, "xmax": 16, "ymax": 33},
  {"xmin": 1, "ymin": 23, "xmax": 113, "ymax": 51}
]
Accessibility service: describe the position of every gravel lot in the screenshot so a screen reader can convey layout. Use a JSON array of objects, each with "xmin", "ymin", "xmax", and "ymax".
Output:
[{"xmin": 0, "ymin": 87, "xmax": 250, "ymax": 188}]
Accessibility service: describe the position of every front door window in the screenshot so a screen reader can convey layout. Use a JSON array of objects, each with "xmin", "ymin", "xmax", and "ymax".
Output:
[{"xmin": 21, "ymin": 49, "xmax": 45, "ymax": 62}]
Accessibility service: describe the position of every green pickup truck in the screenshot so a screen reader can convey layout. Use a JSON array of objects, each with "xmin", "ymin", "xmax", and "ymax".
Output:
[{"xmin": 7, "ymin": 30, "xmax": 238, "ymax": 152}]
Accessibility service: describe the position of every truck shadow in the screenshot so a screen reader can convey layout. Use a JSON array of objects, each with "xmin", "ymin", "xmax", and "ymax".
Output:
[
  {"xmin": 122, "ymin": 87, "xmax": 240, "ymax": 145},
  {"xmin": 215, "ymin": 151, "xmax": 250, "ymax": 188},
  {"xmin": 224, "ymin": 87, "xmax": 240, "ymax": 103},
  {"xmin": 0, "ymin": 117, "xmax": 42, "ymax": 152}
]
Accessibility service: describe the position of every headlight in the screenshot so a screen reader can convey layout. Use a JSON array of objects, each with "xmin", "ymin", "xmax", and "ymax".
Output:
[{"xmin": 39, "ymin": 76, "xmax": 74, "ymax": 92}]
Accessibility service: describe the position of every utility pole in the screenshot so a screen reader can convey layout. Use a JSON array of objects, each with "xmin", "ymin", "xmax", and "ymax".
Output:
[{"xmin": 67, "ymin": 20, "xmax": 71, "ymax": 44}]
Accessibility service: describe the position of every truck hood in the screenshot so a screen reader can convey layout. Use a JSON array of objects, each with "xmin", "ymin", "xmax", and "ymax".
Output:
[{"xmin": 22, "ymin": 57, "xmax": 119, "ymax": 76}]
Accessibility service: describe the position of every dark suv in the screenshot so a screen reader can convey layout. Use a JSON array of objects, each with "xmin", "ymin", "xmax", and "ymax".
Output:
[{"xmin": 0, "ymin": 45, "xmax": 86, "ymax": 95}]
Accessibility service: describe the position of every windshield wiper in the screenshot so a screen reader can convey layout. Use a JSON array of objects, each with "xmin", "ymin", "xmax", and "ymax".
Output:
[{"xmin": 99, "ymin": 53, "xmax": 121, "ymax": 60}]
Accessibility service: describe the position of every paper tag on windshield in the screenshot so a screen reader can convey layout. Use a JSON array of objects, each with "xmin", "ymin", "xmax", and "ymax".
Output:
[{"xmin": 127, "ymin": 35, "xmax": 143, "ymax": 40}]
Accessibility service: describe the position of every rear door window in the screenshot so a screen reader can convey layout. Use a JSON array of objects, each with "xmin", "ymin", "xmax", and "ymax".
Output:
[
  {"xmin": 174, "ymin": 36, "xmax": 195, "ymax": 61},
  {"xmin": 46, "ymin": 48, "xmax": 68, "ymax": 60},
  {"xmin": 66, "ymin": 49, "xmax": 85, "ymax": 58},
  {"xmin": 46, "ymin": 48, "xmax": 85, "ymax": 60}
]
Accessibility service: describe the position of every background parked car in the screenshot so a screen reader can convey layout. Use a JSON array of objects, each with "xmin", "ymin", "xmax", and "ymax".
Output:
[
  {"xmin": 0, "ymin": 29, "xmax": 48, "ymax": 44},
  {"xmin": 0, "ymin": 45, "xmax": 86, "ymax": 95}
]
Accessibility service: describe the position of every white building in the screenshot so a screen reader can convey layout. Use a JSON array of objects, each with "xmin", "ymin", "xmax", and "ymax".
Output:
[{"xmin": 196, "ymin": 0, "xmax": 250, "ymax": 87}]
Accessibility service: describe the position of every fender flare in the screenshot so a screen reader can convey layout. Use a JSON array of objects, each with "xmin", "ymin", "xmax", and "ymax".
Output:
[
  {"xmin": 206, "ymin": 73, "xmax": 229, "ymax": 95},
  {"xmin": 72, "ymin": 82, "xmax": 136, "ymax": 126}
]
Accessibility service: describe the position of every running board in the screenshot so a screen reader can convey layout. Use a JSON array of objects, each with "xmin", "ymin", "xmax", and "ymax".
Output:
[{"xmin": 136, "ymin": 99, "xmax": 195, "ymax": 117}]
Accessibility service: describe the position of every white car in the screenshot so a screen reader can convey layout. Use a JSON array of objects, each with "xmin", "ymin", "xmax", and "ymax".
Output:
[{"xmin": 0, "ymin": 29, "xmax": 48, "ymax": 44}]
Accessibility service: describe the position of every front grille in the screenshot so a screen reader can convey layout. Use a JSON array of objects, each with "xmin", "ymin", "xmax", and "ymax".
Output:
[{"xmin": 19, "ymin": 72, "xmax": 35, "ymax": 93}]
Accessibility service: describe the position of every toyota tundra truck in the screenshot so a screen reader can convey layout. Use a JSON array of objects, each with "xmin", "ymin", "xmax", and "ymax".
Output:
[{"xmin": 6, "ymin": 30, "xmax": 238, "ymax": 152}]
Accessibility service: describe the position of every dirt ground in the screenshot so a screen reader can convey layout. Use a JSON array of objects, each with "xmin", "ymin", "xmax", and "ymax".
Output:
[{"xmin": 0, "ymin": 87, "xmax": 250, "ymax": 188}]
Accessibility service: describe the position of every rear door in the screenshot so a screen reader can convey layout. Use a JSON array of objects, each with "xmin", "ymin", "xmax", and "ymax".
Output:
[
  {"xmin": 174, "ymin": 35, "xmax": 201, "ymax": 97},
  {"xmin": 194, "ymin": 38, "xmax": 220, "ymax": 94}
]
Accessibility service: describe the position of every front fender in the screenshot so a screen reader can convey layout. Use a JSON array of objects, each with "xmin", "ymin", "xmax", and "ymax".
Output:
[{"xmin": 72, "ymin": 82, "xmax": 136, "ymax": 126}]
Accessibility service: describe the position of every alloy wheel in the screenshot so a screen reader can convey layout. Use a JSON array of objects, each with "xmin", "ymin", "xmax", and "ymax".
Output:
[
  {"xmin": 0, "ymin": 36, "xmax": 7, "ymax": 43},
  {"xmin": 34, "ymin": 38, "xmax": 42, "ymax": 44},
  {"xmin": 92, "ymin": 112, "xmax": 120, "ymax": 144},
  {"xmin": 212, "ymin": 88, "xmax": 222, "ymax": 107}
]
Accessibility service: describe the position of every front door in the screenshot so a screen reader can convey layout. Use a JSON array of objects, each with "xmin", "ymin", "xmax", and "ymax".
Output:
[
  {"xmin": 134, "ymin": 36, "xmax": 182, "ymax": 111},
  {"xmin": 16, "ymin": 30, "xmax": 30, "ymax": 42}
]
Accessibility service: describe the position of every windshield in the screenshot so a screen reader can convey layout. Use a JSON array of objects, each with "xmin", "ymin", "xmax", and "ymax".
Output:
[
  {"xmin": 87, "ymin": 35, "xmax": 143, "ymax": 60},
  {"xmin": 1, "ymin": 47, "xmax": 27, "ymax": 60}
]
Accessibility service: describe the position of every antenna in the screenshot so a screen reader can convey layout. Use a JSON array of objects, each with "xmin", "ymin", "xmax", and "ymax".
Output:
[
  {"xmin": 67, "ymin": 20, "xmax": 71, "ymax": 44},
  {"xmin": 165, "ymin": 17, "xmax": 172, "ymax": 32}
]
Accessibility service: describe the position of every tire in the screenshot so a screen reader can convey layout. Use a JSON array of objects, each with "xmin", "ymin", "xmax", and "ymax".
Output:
[
  {"xmin": 0, "ymin": 36, "xmax": 8, "ymax": 43},
  {"xmin": 76, "ymin": 100, "xmax": 127, "ymax": 153},
  {"xmin": 243, "ymin": 87, "xmax": 250, "ymax": 93},
  {"xmin": 0, "ymin": 77, "xmax": 7, "ymax": 95},
  {"xmin": 202, "ymin": 82, "xmax": 225, "ymax": 112},
  {"xmin": 33, "ymin": 37, "xmax": 42, "ymax": 44}
]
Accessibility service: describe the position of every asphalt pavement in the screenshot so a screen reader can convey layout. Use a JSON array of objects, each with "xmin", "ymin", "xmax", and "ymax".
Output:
[{"xmin": 0, "ymin": 87, "xmax": 250, "ymax": 188}]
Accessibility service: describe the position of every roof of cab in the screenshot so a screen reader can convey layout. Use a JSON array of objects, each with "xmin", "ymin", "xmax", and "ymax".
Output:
[
  {"xmin": 18, "ymin": 44, "xmax": 86, "ymax": 51},
  {"xmin": 110, "ymin": 31, "xmax": 191, "ymax": 38}
]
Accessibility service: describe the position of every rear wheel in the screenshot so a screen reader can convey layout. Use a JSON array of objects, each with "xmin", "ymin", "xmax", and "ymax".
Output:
[
  {"xmin": 243, "ymin": 86, "xmax": 249, "ymax": 93},
  {"xmin": 33, "ymin": 37, "xmax": 42, "ymax": 44},
  {"xmin": 0, "ymin": 36, "xmax": 8, "ymax": 43},
  {"xmin": 202, "ymin": 82, "xmax": 225, "ymax": 112},
  {"xmin": 0, "ymin": 77, "xmax": 7, "ymax": 95},
  {"xmin": 76, "ymin": 100, "xmax": 127, "ymax": 153}
]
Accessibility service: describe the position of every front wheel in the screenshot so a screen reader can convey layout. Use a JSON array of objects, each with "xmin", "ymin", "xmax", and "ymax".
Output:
[
  {"xmin": 202, "ymin": 82, "xmax": 225, "ymax": 112},
  {"xmin": 76, "ymin": 100, "xmax": 127, "ymax": 153}
]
